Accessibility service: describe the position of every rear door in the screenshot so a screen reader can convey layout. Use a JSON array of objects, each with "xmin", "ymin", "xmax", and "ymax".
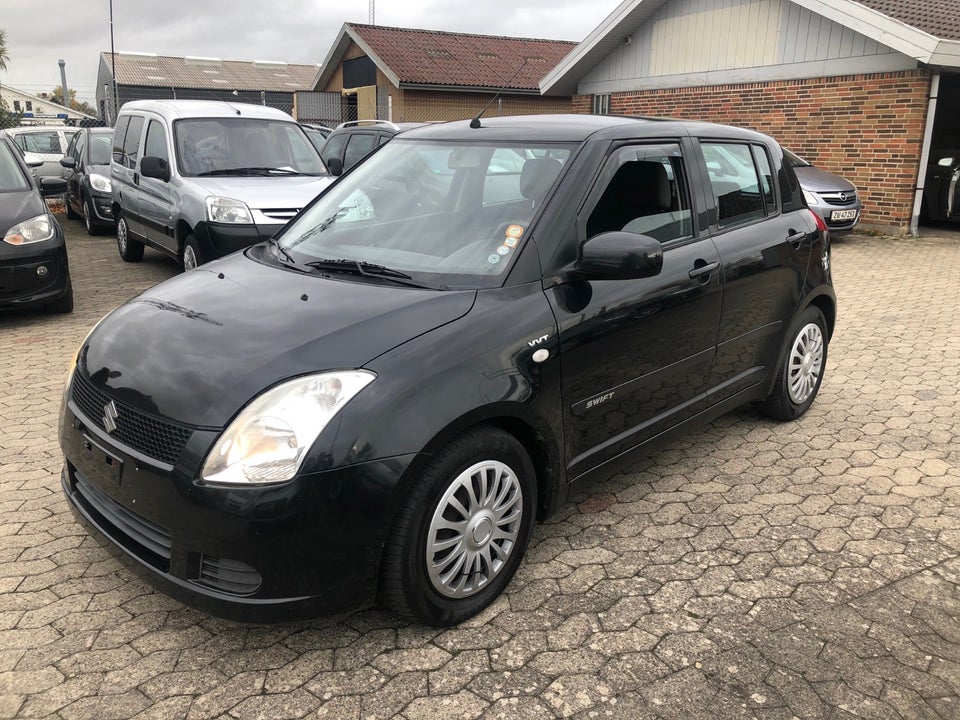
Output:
[
  {"xmin": 112, "ymin": 114, "xmax": 145, "ymax": 237},
  {"xmin": 547, "ymin": 140, "xmax": 723, "ymax": 479},
  {"xmin": 694, "ymin": 138, "xmax": 816, "ymax": 404},
  {"xmin": 137, "ymin": 117, "xmax": 177, "ymax": 254}
]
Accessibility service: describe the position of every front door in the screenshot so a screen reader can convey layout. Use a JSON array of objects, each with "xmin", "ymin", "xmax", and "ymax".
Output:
[
  {"xmin": 137, "ymin": 118, "xmax": 177, "ymax": 255},
  {"xmin": 547, "ymin": 141, "xmax": 723, "ymax": 480}
]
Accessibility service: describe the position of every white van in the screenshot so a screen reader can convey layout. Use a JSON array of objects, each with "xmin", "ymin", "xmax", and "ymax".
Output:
[{"xmin": 110, "ymin": 100, "xmax": 333, "ymax": 270}]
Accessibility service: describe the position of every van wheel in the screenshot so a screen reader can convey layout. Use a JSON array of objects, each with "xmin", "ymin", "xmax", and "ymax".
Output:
[
  {"xmin": 117, "ymin": 216, "xmax": 144, "ymax": 262},
  {"xmin": 182, "ymin": 235, "xmax": 203, "ymax": 271},
  {"xmin": 379, "ymin": 426, "xmax": 536, "ymax": 626},
  {"xmin": 756, "ymin": 305, "xmax": 828, "ymax": 421},
  {"xmin": 46, "ymin": 279, "xmax": 74, "ymax": 314}
]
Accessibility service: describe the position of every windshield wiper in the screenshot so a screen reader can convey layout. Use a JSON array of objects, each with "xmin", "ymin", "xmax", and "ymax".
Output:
[
  {"xmin": 197, "ymin": 167, "xmax": 308, "ymax": 177},
  {"xmin": 267, "ymin": 236, "xmax": 297, "ymax": 265},
  {"xmin": 305, "ymin": 259, "xmax": 430, "ymax": 289}
]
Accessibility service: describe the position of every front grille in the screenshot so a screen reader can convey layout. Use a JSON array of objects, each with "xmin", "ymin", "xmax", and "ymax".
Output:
[
  {"xmin": 196, "ymin": 555, "xmax": 262, "ymax": 595},
  {"xmin": 260, "ymin": 208, "xmax": 300, "ymax": 222},
  {"xmin": 71, "ymin": 370, "xmax": 193, "ymax": 465},
  {"xmin": 821, "ymin": 191, "xmax": 858, "ymax": 206},
  {"xmin": 74, "ymin": 470, "xmax": 172, "ymax": 568}
]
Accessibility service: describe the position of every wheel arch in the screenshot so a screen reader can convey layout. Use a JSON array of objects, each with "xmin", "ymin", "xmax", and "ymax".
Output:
[
  {"xmin": 174, "ymin": 220, "xmax": 194, "ymax": 253},
  {"xmin": 805, "ymin": 289, "xmax": 836, "ymax": 341}
]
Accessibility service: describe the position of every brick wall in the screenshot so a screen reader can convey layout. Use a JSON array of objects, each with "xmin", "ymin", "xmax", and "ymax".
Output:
[{"xmin": 576, "ymin": 69, "xmax": 933, "ymax": 232}]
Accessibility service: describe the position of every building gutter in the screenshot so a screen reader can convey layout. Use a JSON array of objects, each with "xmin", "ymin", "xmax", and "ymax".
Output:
[{"xmin": 911, "ymin": 73, "xmax": 940, "ymax": 237}]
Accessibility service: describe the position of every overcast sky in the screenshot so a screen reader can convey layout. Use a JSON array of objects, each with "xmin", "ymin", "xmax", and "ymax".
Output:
[{"xmin": 1, "ymin": 0, "xmax": 620, "ymax": 103}]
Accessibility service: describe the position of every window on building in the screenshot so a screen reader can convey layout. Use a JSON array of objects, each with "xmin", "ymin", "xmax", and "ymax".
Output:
[
  {"xmin": 13, "ymin": 100, "xmax": 21, "ymax": 112},
  {"xmin": 592, "ymin": 94, "xmax": 611, "ymax": 115},
  {"xmin": 25, "ymin": 101, "xmax": 32, "ymax": 112}
]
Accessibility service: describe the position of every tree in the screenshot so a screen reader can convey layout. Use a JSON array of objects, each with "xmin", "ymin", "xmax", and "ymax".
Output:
[
  {"xmin": 50, "ymin": 86, "xmax": 98, "ymax": 117},
  {"xmin": 0, "ymin": 28, "xmax": 9, "ymax": 72}
]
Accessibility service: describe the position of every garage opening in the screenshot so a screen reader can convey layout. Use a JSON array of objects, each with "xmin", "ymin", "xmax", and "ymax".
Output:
[{"xmin": 919, "ymin": 72, "xmax": 960, "ymax": 231}]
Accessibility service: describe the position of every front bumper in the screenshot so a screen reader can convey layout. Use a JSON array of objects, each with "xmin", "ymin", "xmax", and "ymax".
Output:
[
  {"xmin": 87, "ymin": 191, "xmax": 115, "ymax": 226},
  {"xmin": 809, "ymin": 200, "xmax": 861, "ymax": 232},
  {"xmin": 0, "ymin": 244, "xmax": 70, "ymax": 309},
  {"xmin": 59, "ymin": 390, "xmax": 417, "ymax": 622},
  {"xmin": 193, "ymin": 222, "xmax": 285, "ymax": 262}
]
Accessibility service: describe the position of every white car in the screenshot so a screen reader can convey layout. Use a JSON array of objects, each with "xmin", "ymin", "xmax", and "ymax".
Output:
[{"xmin": 1, "ymin": 126, "xmax": 73, "ymax": 179}]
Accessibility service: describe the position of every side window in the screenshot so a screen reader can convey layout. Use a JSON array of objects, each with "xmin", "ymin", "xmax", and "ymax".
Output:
[
  {"xmin": 586, "ymin": 143, "xmax": 693, "ymax": 243},
  {"xmin": 751, "ymin": 144, "xmax": 776, "ymax": 213},
  {"xmin": 73, "ymin": 134, "xmax": 85, "ymax": 164},
  {"xmin": 143, "ymin": 120, "xmax": 169, "ymax": 162},
  {"xmin": 778, "ymin": 149, "xmax": 804, "ymax": 213},
  {"xmin": 701, "ymin": 142, "xmax": 765, "ymax": 227},
  {"xmin": 112, "ymin": 115, "xmax": 130, "ymax": 165},
  {"xmin": 122, "ymin": 116, "xmax": 145, "ymax": 170},
  {"xmin": 320, "ymin": 133, "xmax": 347, "ymax": 166},
  {"xmin": 343, "ymin": 133, "xmax": 377, "ymax": 170},
  {"xmin": 65, "ymin": 132, "xmax": 79, "ymax": 161}
]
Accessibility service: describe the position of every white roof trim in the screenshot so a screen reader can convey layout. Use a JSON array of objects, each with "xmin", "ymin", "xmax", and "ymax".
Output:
[{"xmin": 541, "ymin": 0, "xmax": 960, "ymax": 96}]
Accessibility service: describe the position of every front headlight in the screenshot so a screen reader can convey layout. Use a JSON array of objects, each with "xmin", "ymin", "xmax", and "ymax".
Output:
[
  {"xmin": 205, "ymin": 196, "xmax": 253, "ymax": 224},
  {"xmin": 802, "ymin": 189, "xmax": 820, "ymax": 206},
  {"xmin": 201, "ymin": 371, "xmax": 376, "ymax": 486},
  {"xmin": 3, "ymin": 214, "xmax": 56, "ymax": 245},
  {"xmin": 89, "ymin": 173, "xmax": 112, "ymax": 193}
]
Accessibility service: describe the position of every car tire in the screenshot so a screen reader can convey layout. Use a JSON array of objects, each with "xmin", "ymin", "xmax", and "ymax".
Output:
[
  {"xmin": 182, "ymin": 235, "xmax": 203, "ymax": 271},
  {"xmin": 756, "ymin": 305, "xmax": 828, "ymax": 421},
  {"xmin": 116, "ymin": 216, "xmax": 144, "ymax": 262},
  {"xmin": 46, "ymin": 279, "xmax": 74, "ymax": 314},
  {"xmin": 84, "ymin": 198, "xmax": 100, "ymax": 236},
  {"xmin": 378, "ymin": 426, "xmax": 537, "ymax": 626},
  {"xmin": 65, "ymin": 196, "xmax": 80, "ymax": 220}
]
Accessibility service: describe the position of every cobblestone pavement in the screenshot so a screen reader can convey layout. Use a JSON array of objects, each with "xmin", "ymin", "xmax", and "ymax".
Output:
[{"xmin": 1, "ymin": 220, "xmax": 959, "ymax": 720}]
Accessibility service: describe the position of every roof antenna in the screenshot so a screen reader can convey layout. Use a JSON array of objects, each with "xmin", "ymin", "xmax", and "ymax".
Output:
[{"xmin": 470, "ymin": 58, "xmax": 529, "ymax": 129}]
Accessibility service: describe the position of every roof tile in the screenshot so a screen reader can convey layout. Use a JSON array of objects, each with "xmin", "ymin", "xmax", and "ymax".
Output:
[
  {"xmin": 104, "ymin": 53, "xmax": 318, "ymax": 91},
  {"xmin": 854, "ymin": 0, "xmax": 960, "ymax": 41}
]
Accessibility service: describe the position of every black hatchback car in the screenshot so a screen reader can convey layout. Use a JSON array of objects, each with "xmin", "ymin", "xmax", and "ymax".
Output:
[
  {"xmin": 60, "ymin": 127, "xmax": 116, "ymax": 235},
  {"xmin": 0, "ymin": 135, "xmax": 73, "ymax": 313},
  {"xmin": 59, "ymin": 115, "xmax": 834, "ymax": 626}
]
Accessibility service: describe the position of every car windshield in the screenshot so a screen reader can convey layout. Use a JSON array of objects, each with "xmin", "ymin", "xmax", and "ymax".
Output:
[
  {"xmin": 89, "ymin": 134, "xmax": 113, "ymax": 165},
  {"xmin": 173, "ymin": 118, "xmax": 327, "ymax": 176},
  {"xmin": 0, "ymin": 143, "xmax": 30, "ymax": 192},
  {"xmin": 273, "ymin": 139, "xmax": 575, "ymax": 290},
  {"xmin": 783, "ymin": 149, "xmax": 811, "ymax": 168}
]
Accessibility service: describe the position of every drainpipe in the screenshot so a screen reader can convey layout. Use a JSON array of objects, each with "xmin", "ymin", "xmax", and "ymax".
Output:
[{"xmin": 911, "ymin": 72, "xmax": 940, "ymax": 237}]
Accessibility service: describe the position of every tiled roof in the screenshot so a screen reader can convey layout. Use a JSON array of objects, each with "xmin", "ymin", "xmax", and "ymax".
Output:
[
  {"xmin": 854, "ymin": 0, "xmax": 960, "ymax": 41},
  {"xmin": 348, "ymin": 24, "xmax": 577, "ymax": 91},
  {"xmin": 103, "ymin": 53, "xmax": 318, "ymax": 91}
]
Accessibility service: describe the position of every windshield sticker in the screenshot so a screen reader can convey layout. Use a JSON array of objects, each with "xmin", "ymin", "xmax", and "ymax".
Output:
[
  {"xmin": 488, "ymin": 253, "xmax": 501, "ymax": 264},
  {"xmin": 504, "ymin": 237, "xmax": 518, "ymax": 248},
  {"xmin": 497, "ymin": 245, "xmax": 510, "ymax": 256},
  {"xmin": 506, "ymin": 224, "xmax": 524, "ymax": 239}
]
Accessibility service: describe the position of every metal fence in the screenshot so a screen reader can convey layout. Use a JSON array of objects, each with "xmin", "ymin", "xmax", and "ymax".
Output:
[
  {"xmin": 0, "ymin": 111, "xmax": 106, "ymax": 131},
  {"xmin": 101, "ymin": 86, "xmax": 296, "ymax": 126}
]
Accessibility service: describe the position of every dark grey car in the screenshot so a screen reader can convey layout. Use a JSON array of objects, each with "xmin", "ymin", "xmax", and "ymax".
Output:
[{"xmin": 785, "ymin": 149, "xmax": 861, "ymax": 232}]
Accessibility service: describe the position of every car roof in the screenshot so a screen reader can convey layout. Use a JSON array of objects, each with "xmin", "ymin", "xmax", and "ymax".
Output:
[
  {"xmin": 117, "ymin": 100, "xmax": 296, "ymax": 122},
  {"xmin": 1, "ymin": 126, "xmax": 67, "ymax": 135},
  {"xmin": 397, "ymin": 114, "xmax": 776, "ymax": 145}
]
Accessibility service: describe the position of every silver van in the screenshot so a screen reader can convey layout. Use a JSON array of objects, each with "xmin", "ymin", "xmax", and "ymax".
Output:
[{"xmin": 110, "ymin": 100, "xmax": 333, "ymax": 270}]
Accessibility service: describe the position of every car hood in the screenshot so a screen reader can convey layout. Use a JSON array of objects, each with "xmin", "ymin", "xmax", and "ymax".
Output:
[
  {"xmin": 794, "ymin": 166, "xmax": 856, "ymax": 193},
  {"xmin": 0, "ymin": 188, "xmax": 46, "ymax": 232},
  {"xmin": 80, "ymin": 251, "xmax": 476, "ymax": 427},
  {"xmin": 186, "ymin": 175, "xmax": 334, "ymax": 210}
]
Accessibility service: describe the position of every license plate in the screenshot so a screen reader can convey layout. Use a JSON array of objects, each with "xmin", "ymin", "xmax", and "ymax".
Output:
[
  {"xmin": 831, "ymin": 209, "xmax": 857, "ymax": 221},
  {"xmin": 81, "ymin": 434, "xmax": 124, "ymax": 484}
]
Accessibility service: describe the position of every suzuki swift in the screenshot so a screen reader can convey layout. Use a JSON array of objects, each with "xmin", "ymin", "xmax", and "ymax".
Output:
[{"xmin": 60, "ymin": 115, "xmax": 835, "ymax": 626}]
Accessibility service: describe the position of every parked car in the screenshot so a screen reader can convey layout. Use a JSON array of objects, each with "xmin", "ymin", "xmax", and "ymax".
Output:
[
  {"xmin": 783, "ymin": 149, "xmax": 861, "ymax": 232},
  {"xmin": 1, "ymin": 126, "xmax": 73, "ymax": 179},
  {"xmin": 300, "ymin": 123, "xmax": 333, "ymax": 153},
  {"xmin": 60, "ymin": 115, "xmax": 834, "ymax": 626},
  {"xmin": 110, "ymin": 100, "xmax": 334, "ymax": 270},
  {"xmin": 319, "ymin": 120, "xmax": 427, "ymax": 175},
  {"xmin": 921, "ymin": 150, "xmax": 960, "ymax": 222},
  {"xmin": 0, "ymin": 135, "xmax": 73, "ymax": 313},
  {"xmin": 60, "ymin": 127, "xmax": 116, "ymax": 235}
]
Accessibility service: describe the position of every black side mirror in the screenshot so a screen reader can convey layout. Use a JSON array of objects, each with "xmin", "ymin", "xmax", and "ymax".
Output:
[
  {"xmin": 326, "ymin": 157, "xmax": 343, "ymax": 177},
  {"xmin": 577, "ymin": 231, "xmax": 663, "ymax": 280},
  {"xmin": 140, "ymin": 156, "xmax": 170, "ymax": 182},
  {"xmin": 40, "ymin": 176, "xmax": 68, "ymax": 197},
  {"xmin": 60, "ymin": 156, "xmax": 77, "ymax": 169}
]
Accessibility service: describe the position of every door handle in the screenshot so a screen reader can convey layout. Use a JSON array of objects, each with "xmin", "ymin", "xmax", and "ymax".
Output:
[
  {"xmin": 688, "ymin": 260, "xmax": 720, "ymax": 281},
  {"xmin": 786, "ymin": 230, "xmax": 806, "ymax": 248},
  {"xmin": 133, "ymin": 173, "xmax": 140, "ymax": 186}
]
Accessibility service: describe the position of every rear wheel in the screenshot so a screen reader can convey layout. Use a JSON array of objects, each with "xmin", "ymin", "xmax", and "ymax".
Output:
[
  {"xmin": 379, "ymin": 426, "xmax": 536, "ymax": 626},
  {"xmin": 116, "ymin": 216, "xmax": 144, "ymax": 262},
  {"xmin": 756, "ymin": 305, "xmax": 828, "ymax": 421}
]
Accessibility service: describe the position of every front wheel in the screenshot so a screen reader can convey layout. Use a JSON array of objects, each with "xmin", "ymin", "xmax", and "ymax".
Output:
[
  {"xmin": 378, "ymin": 426, "xmax": 537, "ymax": 626},
  {"xmin": 756, "ymin": 305, "xmax": 828, "ymax": 421},
  {"xmin": 181, "ymin": 235, "xmax": 203, "ymax": 271},
  {"xmin": 116, "ymin": 216, "xmax": 144, "ymax": 262}
]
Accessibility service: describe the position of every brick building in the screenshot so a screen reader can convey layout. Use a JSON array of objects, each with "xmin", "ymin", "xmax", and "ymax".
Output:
[
  {"xmin": 541, "ymin": 0, "xmax": 960, "ymax": 234},
  {"xmin": 302, "ymin": 24, "xmax": 574, "ymax": 125}
]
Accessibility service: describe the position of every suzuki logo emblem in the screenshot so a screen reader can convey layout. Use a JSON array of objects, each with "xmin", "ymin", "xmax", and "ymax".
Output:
[{"xmin": 102, "ymin": 401, "xmax": 119, "ymax": 434}]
